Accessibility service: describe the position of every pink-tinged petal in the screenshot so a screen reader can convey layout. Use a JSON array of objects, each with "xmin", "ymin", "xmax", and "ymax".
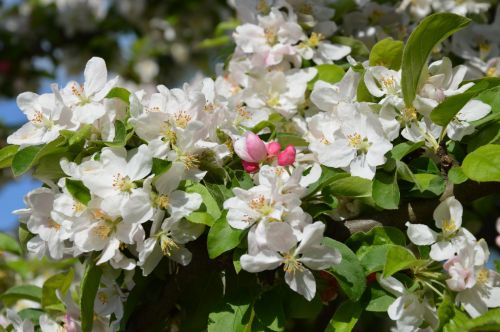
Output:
[
  {"xmin": 266, "ymin": 141, "xmax": 281, "ymax": 157},
  {"xmin": 246, "ymin": 132, "xmax": 268, "ymax": 162},
  {"xmin": 278, "ymin": 145, "xmax": 296, "ymax": 166},
  {"xmin": 242, "ymin": 160, "xmax": 260, "ymax": 173},
  {"xmin": 240, "ymin": 250, "xmax": 283, "ymax": 273},
  {"xmin": 234, "ymin": 136, "xmax": 254, "ymax": 162},
  {"xmin": 285, "ymin": 268, "xmax": 316, "ymax": 301}
]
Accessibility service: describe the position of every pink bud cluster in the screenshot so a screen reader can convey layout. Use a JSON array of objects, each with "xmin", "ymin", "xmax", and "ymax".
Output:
[{"xmin": 235, "ymin": 133, "xmax": 296, "ymax": 173}]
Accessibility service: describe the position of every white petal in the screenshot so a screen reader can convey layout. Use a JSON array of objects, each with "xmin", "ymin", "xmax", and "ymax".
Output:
[
  {"xmin": 240, "ymin": 250, "xmax": 283, "ymax": 273},
  {"xmin": 296, "ymin": 222, "xmax": 325, "ymax": 254},
  {"xmin": 429, "ymin": 241, "xmax": 456, "ymax": 261},
  {"xmin": 126, "ymin": 145, "xmax": 152, "ymax": 181},
  {"xmin": 168, "ymin": 191, "xmax": 202, "ymax": 222},
  {"xmin": 284, "ymin": 268, "xmax": 316, "ymax": 301},
  {"xmin": 377, "ymin": 275, "xmax": 405, "ymax": 297},
  {"xmin": 405, "ymin": 222, "xmax": 438, "ymax": 245},
  {"xmin": 456, "ymin": 99, "xmax": 491, "ymax": 122},
  {"xmin": 300, "ymin": 245, "xmax": 341, "ymax": 270},
  {"xmin": 84, "ymin": 57, "xmax": 107, "ymax": 96}
]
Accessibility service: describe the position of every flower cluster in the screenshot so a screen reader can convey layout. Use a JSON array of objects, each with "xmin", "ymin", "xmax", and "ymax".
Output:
[{"xmin": 2, "ymin": 0, "xmax": 500, "ymax": 331}]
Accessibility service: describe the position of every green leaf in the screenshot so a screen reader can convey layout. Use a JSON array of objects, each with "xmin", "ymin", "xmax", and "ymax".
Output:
[
  {"xmin": 401, "ymin": 13, "xmax": 470, "ymax": 106},
  {"xmin": 304, "ymin": 167, "xmax": 349, "ymax": 198},
  {"xmin": 448, "ymin": 166, "xmax": 468, "ymax": 184},
  {"xmin": 462, "ymin": 307, "xmax": 500, "ymax": 331},
  {"xmin": 391, "ymin": 141, "xmax": 424, "ymax": 161},
  {"xmin": 369, "ymin": 38, "xmax": 404, "ymax": 70},
  {"xmin": 104, "ymin": 120, "xmax": 127, "ymax": 147},
  {"xmin": 307, "ymin": 64, "xmax": 345, "ymax": 89},
  {"xmin": 186, "ymin": 182, "xmax": 221, "ymax": 220},
  {"xmin": 106, "ymin": 87, "xmax": 131, "ymax": 104},
  {"xmin": 331, "ymin": 36, "xmax": 369, "ymax": 58},
  {"xmin": 462, "ymin": 144, "xmax": 500, "ymax": 182},
  {"xmin": 464, "ymin": 121, "xmax": 500, "ymax": 152},
  {"xmin": 347, "ymin": 226, "xmax": 406, "ymax": 252},
  {"xmin": 366, "ymin": 284, "xmax": 395, "ymax": 312},
  {"xmin": 18, "ymin": 308, "xmax": 44, "ymax": 322},
  {"xmin": 430, "ymin": 79, "xmax": 500, "ymax": 126},
  {"xmin": 412, "ymin": 173, "xmax": 445, "ymax": 195},
  {"xmin": 11, "ymin": 145, "xmax": 45, "ymax": 176},
  {"xmin": 11, "ymin": 136, "xmax": 67, "ymax": 176},
  {"xmin": 329, "ymin": 176, "xmax": 372, "ymax": 197},
  {"xmin": 207, "ymin": 215, "xmax": 246, "ymax": 259},
  {"xmin": 254, "ymin": 289, "xmax": 285, "ymax": 331},
  {"xmin": 382, "ymin": 245, "xmax": 417, "ymax": 277},
  {"xmin": 325, "ymin": 300, "xmax": 363, "ymax": 332},
  {"xmin": 18, "ymin": 223, "xmax": 32, "ymax": 254},
  {"xmin": 436, "ymin": 292, "xmax": 455, "ymax": 332},
  {"xmin": 0, "ymin": 145, "xmax": 19, "ymax": 169},
  {"xmin": 275, "ymin": 133, "xmax": 308, "ymax": 147},
  {"xmin": 65, "ymin": 179, "xmax": 91, "ymax": 205},
  {"xmin": 186, "ymin": 211, "xmax": 215, "ymax": 227},
  {"xmin": 372, "ymin": 171, "xmax": 400, "ymax": 209},
  {"xmin": 207, "ymin": 302, "xmax": 251, "ymax": 332},
  {"xmin": 151, "ymin": 158, "xmax": 171, "ymax": 176},
  {"xmin": 0, "ymin": 285, "xmax": 42, "ymax": 303},
  {"xmin": 42, "ymin": 269, "xmax": 74, "ymax": 309},
  {"xmin": 0, "ymin": 232, "xmax": 22, "ymax": 255},
  {"xmin": 80, "ymin": 258, "xmax": 102, "ymax": 332},
  {"xmin": 358, "ymin": 244, "xmax": 394, "ymax": 274},
  {"xmin": 323, "ymin": 238, "xmax": 366, "ymax": 301}
]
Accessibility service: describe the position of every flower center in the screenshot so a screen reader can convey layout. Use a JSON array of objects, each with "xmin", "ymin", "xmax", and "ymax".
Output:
[
  {"xmin": 48, "ymin": 219, "xmax": 61, "ymax": 231},
  {"xmin": 486, "ymin": 67, "xmax": 497, "ymax": 77},
  {"xmin": 307, "ymin": 32, "xmax": 324, "ymax": 48},
  {"xmin": 264, "ymin": 28, "xmax": 278, "ymax": 45},
  {"xmin": 381, "ymin": 76, "xmax": 397, "ymax": 94},
  {"xmin": 155, "ymin": 194, "xmax": 170, "ymax": 209},
  {"xmin": 348, "ymin": 133, "xmax": 371, "ymax": 153},
  {"xmin": 94, "ymin": 223, "xmax": 113, "ymax": 240},
  {"xmin": 179, "ymin": 153, "xmax": 200, "ymax": 170},
  {"xmin": 441, "ymin": 218, "xmax": 457, "ymax": 234},
  {"xmin": 402, "ymin": 106, "xmax": 417, "ymax": 122},
  {"xmin": 256, "ymin": 0, "xmax": 270, "ymax": 14},
  {"xmin": 283, "ymin": 253, "xmax": 304, "ymax": 274},
  {"xmin": 174, "ymin": 111, "xmax": 192, "ymax": 129},
  {"xmin": 97, "ymin": 291, "xmax": 108, "ymax": 305},
  {"xmin": 299, "ymin": 3, "xmax": 313, "ymax": 15},
  {"xmin": 160, "ymin": 234, "xmax": 179, "ymax": 256},
  {"xmin": 476, "ymin": 268, "xmax": 489, "ymax": 285},
  {"xmin": 249, "ymin": 195, "xmax": 274, "ymax": 216},
  {"xmin": 266, "ymin": 93, "xmax": 280, "ymax": 108},
  {"xmin": 73, "ymin": 201, "xmax": 86, "ymax": 213},
  {"xmin": 112, "ymin": 173, "xmax": 136, "ymax": 193}
]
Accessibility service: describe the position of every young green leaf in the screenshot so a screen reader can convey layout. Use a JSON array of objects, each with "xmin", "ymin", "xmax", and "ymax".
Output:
[
  {"xmin": 80, "ymin": 258, "xmax": 102, "ymax": 332},
  {"xmin": 42, "ymin": 269, "xmax": 74, "ymax": 309},
  {"xmin": 323, "ymin": 238, "xmax": 366, "ymax": 301},
  {"xmin": 65, "ymin": 179, "xmax": 92, "ymax": 205},
  {"xmin": 369, "ymin": 38, "xmax": 404, "ymax": 70},
  {"xmin": 462, "ymin": 144, "xmax": 500, "ymax": 182},
  {"xmin": 0, "ymin": 232, "xmax": 22, "ymax": 255},
  {"xmin": 382, "ymin": 245, "xmax": 417, "ymax": 277},
  {"xmin": 326, "ymin": 300, "xmax": 363, "ymax": 332},
  {"xmin": 0, "ymin": 144, "xmax": 19, "ymax": 169},
  {"xmin": 401, "ymin": 13, "xmax": 470, "ymax": 106},
  {"xmin": 106, "ymin": 87, "xmax": 131, "ymax": 104},
  {"xmin": 307, "ymin": 64, "xmax": 345, "ymax": 89},
  {"xmin": 0, "ymin": 285, "xmax": 43, "ymax": 303},
  {"xmin": 372, "ymin": 171, "xmax": 400, "ymax": 209},
  {"xmin": 207, "ymin": 215, "xmax": 246, "ymax": 259}
]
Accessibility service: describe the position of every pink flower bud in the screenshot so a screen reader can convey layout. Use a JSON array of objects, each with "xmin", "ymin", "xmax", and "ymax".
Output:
[
  {"xmin": 246, "ymin": 132, "xmax": 268, "ymax": 162},
  {"xmin": 277, "ymin": 145, "xmax": 296, "ymax": 166},
  {"xmin": 266, "ymin": 141, "xmax": 281, "ymax": 157},
  {"xmin": 242, "ymin": 160, "xmax": 260, "ymax": 173}
]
